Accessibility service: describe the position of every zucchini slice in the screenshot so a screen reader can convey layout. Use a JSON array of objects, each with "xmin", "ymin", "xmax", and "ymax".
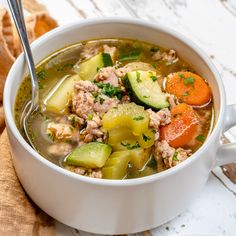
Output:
[
  {"xmin": 74, "ymin": 52, "xmax": 113, "ymax": 81},
  {"xmin": 44, "ymin": 74, "xmax": 80, "ymax": 114},
  {"xmin": 124, "ymin": 70, "xmax": 169, "ymax": 109},
  {"xmin": 66, "ymin": 142, "xmax": 112, "ymax": 168},
  {"xmin": 129, "ymin": 147, "xmax": 151, "ymax": 170},
  {"xmin": 102, "ymin": 103, "xmax": 149, "ymax": 136},
  {"xmin": 102, "ymin": 151, "xmax": 130, "ymax": 179},
  {"xmin": 137, "ymin": 129, "xmax": 155, "ymax": 148}
]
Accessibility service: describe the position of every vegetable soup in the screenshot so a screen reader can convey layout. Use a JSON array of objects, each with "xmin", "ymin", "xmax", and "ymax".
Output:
[{"xmin": 15, "ymin": 39, "xmax": 214, "ymax": 179}]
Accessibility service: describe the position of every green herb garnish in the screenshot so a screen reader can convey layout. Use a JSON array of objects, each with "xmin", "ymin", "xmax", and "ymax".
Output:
[
  {"xmin": 38, "ymin": 83, "xmax": 44, "ymax": 89},
  {"xmin": 173, "ymin": 151, "xmax": 179, "ymax": 161},
  {"xmin": 133, "ymin": 116, "xmax": 144, "ymax": 121},
  {"xmin": 36, "ymin": 69, "xmax": 46, "ymax": 80},
  {"xmin": 150, "ymin": 47, "xmax": 159, "ymax": 52},
  {"xmin": 119, "ymin": 51, "xmax": 140, "ymax": 62},
  {"xmin": 196, "ymin": 134, "xmax": 205, "ymax": 142},
  {"xmin": 173, "ymin": 112, "xmax": 182, "ymax": 118},
  {"xmin": 184, "ymin": 77, "xmax": 195, "ymax": 85},
  {"xmin": 142, "ymin": 133, "xmax": 151, "ymax": 142},
  {"xmin": 151, "ymin": 75, "xmax": 158, "ymax": 82},
  {"xmin": 152, "ymin": 63, "xmax": 157, "ymax": 68},
  {"xmin": 95, "ymin": 82, "xmax": 122, "ymax": 99},
  {"xmin": 136, "ymin": 71, "xmax": 142, "ymax": 83},
  {"xmin": 120, "ymin": 141, "xmax": 140, "ymax": 150},
  {"xmin": 98, "ymin": 96, "xmax": 105, "ymax": 104},
  {"xmin": 56, "ymin": 63, "xmax": 74, "ymax": 72},
  {"xmin": 178, "ymin": 73, "xmax": 184, "ymax": 79},
  {"xmin": 182, "ymin": 91, "xmax": 190, "ymax": 96},
  {"xmin": 71, "ymin": 115, "xmax": 76, "ymax": 127}
]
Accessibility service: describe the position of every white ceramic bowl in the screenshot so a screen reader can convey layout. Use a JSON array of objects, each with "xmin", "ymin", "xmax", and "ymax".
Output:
[{"xmin": 4, "ymin": 18, "xmax": 236, "ymax": 234}]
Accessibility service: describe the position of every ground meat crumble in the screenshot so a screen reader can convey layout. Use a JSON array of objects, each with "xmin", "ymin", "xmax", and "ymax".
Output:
[{"xmin": 154, "ymin": 140, "xmax": 192, "ymax": 168}]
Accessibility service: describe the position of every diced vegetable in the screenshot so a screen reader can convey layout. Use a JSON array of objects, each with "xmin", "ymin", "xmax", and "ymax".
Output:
[
  {"xmin": 127, "ymin": 166, "xmax": 157, "ymax": 179},
  {"xmin": 137, "ymin": 129, "xmax": 155, "ymax": 148},
  {"xmin": 74, "ymin": 53, "xmax": 113, "ymax": 81},
  {"xmin": 110, "ymin": 139, "xmax": 139, "ymax": 152},
  {"xmin": 129, "ymin": 147, "xmax": 151, "ymax": 170},
  {"xmin": 102, "ymin": 103, "xmax": 149, "ymax": 136},
  {"xmin": 44, "ymin": 74, "xmax": 80, "ymax": 114},
  {"xmin": 123, "ymin": 62, "xmax": 156, "ymax": 72},
  {"xmin": 166, "ymin": 72, "xmax": 212, "ymax": 106},
  {"xmin": 123, "ymin": 70, "xmax": 169, "ymax": 110},
  {"xmin": 160, "ymin": 103, "xmax": 199, "ymax": 148},
  {"xmin": 108, "ymin": 127, "xmax": 136, "ymax": 145},
  {"xmin": 102, "ymin": 151, "xmax": 130, "ymax": 179},
  {"xmin": 66, "ymin": 142, "xmax": 112, "ymax": 168}
]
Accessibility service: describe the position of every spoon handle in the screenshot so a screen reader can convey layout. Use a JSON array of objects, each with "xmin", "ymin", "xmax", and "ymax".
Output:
[{"xmin": 7, "ymin": 0, "xmax": 39, "ymax": 109}]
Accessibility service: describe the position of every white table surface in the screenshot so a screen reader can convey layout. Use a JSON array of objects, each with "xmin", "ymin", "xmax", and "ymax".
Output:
[{"xmin": 1, "ymin": 0, "xmax": 236, "ymax": 235}]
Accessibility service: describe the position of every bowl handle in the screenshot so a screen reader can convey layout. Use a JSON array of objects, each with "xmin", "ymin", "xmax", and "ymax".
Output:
[{"xmin": 215, "ymin": 104, "xmax": 236, "ymax": 167}]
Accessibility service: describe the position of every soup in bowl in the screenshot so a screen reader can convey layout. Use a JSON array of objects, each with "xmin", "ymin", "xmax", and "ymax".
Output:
[
  {"xmin": 4, "ymin": 19, "xmax": 236, "ymax": 234},
  {"xmin": 15, "ymin": 38, "xmax": 214, "ymax": 180}
]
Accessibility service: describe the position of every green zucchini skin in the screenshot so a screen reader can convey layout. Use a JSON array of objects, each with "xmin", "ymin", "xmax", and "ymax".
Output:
[
  {"xmin": 74, "ymin": 53, "xmax": 113, "ymax": 81},
  {"xmin": 123, "ymin": 70, "xmax": 169, "ymax": 110},
  {"xmin": 66, "ymin": 142, "xmax": 112, "ymax": 168}
]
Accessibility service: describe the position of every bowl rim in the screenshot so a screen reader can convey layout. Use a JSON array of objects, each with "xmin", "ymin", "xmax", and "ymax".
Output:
[{"xmin": 3, "ymin": 17, "xmax": 225, "ymax": 186}]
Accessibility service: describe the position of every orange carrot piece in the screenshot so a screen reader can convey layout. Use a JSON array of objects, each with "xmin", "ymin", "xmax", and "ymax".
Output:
[
  {"xmin": 166, "ymin": 72, "xmax": 212, "ymax": 106},
  {"xmin": 160, "ymin": 103, "xmax": 199, "ymax": 148}
]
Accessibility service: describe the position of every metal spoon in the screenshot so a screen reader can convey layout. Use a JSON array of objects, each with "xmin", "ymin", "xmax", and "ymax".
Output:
[{"xmin": 7, "ymin": 0, "xmax": 39, "ymax": 149}]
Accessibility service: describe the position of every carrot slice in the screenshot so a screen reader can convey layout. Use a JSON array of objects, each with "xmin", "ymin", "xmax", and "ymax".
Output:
[
  {"xmin": 160, "ymin": 103, "xmax": 199, "ymax": 148},
  {"xmin": 166, "ymin": 72, "xmax": 212, "ymax": 106}
]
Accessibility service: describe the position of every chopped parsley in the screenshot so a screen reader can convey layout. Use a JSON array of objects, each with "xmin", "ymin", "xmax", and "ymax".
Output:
[
  {"xmin": 184, "ymin": 77, "xmax": 195, "ymax": 85},
  {"xmin": 151, "ymin": 75, "xmax": 158, "ymax": 82},
  {"xmin": 36, "ymin": 69, "xmax": 46, "ymax": 80},
  {"xmin": 196, "ymin": 134, "xmax": 206, "ymax": 142},
  {"xmin": 136, "ymin": 71, "xmax": 142, "ymax": 83},
  {"xmin": 152, "ymin": 63, "xmax": 157, "ymax": 68},
  {"xmin": 70, "ymin": 115, "xmax": 76, "ymax": 127},
  {"xmin": 178, "ymin": 73, "xmax": 184, "ymax": 79},
  {"xmin": 172, "ymin": 151, "xmax": 179, "ymax": 161},
  {"xmin": 173, "ymin": 112, "xmax": 182, "ymax": 118},
  {"xmin": 182, "ymin": 91, "xmax": 190, "ymax": 96},
  {"xmin": 56, "ymin": 63, "xmax": 74, "ymax": 72},
  {"xmin": 133, "ymin": 116, "xmax": 144, "ymax": 121},
  {"xmin": 150, "ymin": 46, "xmax": 159, "ymax": 52},
  {"xmin": 142, "ymin": 133, "xmax": 151, "ymax": 142},
  {"xmin": 38, "ymin": 83, "xmax": 44, "ymax": 90},
  {"xmin": 119, "ymin": 51, "xmax": 140, "ymax": 62},
  {"xmin": 95, "ymin": 82, "xmax": 122, "ymax": 99},
  {"xmin": 120, "ymin": 141, "xmax": 140, "ymax": 150},
  {"xmin": 98, "ymin": 96, "xmax": 105, "ymax": 104}
]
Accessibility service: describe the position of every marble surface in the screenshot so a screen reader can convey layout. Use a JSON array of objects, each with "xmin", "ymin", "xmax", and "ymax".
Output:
[{"xmin": 1, "ymin": 0, "xmax": 236, "ymax": 235}]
